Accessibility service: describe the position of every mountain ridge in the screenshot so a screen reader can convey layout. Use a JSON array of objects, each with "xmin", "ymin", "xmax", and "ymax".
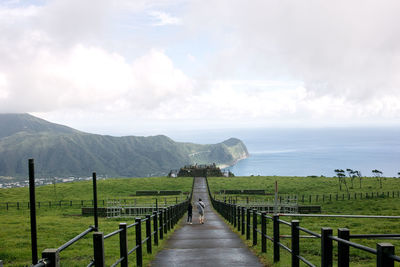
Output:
[{"xmin": 0, "ymin": 113, "xmax": 249, "ymax": 179}]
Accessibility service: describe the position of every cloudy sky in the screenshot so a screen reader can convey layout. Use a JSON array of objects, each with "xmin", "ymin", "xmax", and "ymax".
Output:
[{"xmin": 1, "ymin": 0, "xmax": 400, "ymax": 136}]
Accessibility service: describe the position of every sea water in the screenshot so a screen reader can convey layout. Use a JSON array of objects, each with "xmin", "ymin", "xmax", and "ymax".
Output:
[{"xmin": 169, "ymin": 127, "xmax": 400, "ymax": 177}]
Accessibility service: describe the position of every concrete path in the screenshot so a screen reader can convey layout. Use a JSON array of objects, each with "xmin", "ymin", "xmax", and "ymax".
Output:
[{"xmin": 151, "ymin": 177, "xmax": 264, "ymax": 267}]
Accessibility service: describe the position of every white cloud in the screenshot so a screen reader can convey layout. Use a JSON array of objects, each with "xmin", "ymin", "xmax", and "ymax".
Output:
[
  {"xmin": 185, "ymin": 0, "xmax": 400, "ymax": 101},
  {"xmin": 1, "ymin": 0, "xmax": 400, "ymax": 134},
  {"xmin": 149, "ymin": 10, "xmax": 181, "ymax": 26}
]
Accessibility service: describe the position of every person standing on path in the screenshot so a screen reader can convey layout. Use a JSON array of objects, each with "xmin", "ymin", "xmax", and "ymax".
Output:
[
  {"xmin": 187, "ymin": 202, "xmax": 193, "ymax": 224},
  {"xmin": 197, "ymin": 198, "xmax": 205, "ymax": 224}
]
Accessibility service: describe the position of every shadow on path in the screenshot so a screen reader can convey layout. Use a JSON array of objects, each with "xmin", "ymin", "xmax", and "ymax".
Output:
[{"xmin": 151, "ymin": 177, "xmax": 264, "ymax": 267}]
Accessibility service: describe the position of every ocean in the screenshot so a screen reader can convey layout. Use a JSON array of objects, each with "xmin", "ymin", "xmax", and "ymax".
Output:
[{"xmin": 169, "ymin": 127, "xmax": 400, "ymax": 177}]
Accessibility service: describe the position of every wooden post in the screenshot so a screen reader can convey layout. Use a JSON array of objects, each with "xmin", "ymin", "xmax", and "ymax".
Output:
[
  {"xmin": 233, "ymin": 204, "xmax": 237, "ymax": 227},
  {"xmin": 237, "ymin": 206, "xmax": 241, "ymax": 231},
  {"xmin": 291, "ymin": 220, "xmax": 299, "ymax": 267},
  {"xmin": 92, "ymin": 172, "xmax": 99, "ymax": 231},
  {"xmin": 253, "ymin": 209, "xmax": 257, "ymax": 245},
  {"xmin": 338, "ymin": 228, "xmax": 349, "ymax": 267},
  {"xmin": 163, "ymin": 208, "xmax": 167, "ymax": 234},
  {"xmin": 273, "ymin": 215, "xmax": 280, "ymax": 262},
  {"xmin": 241, "ymin": 207, "xmax": 245, "ymax": 235},
  {"xmin": 119, "ymin": 223, "xmax": 128, "ymax": 267},
  {"xmin": 42, "ymin": 249, "xmax": 60, "ymax": 267},
  {"xmin": 261, "ymin": 212, "xmax": 267, "ymax": 253},
  {"xmin": 246, "ymin": 208, "xmax": 251, "ymax": 240},
  {"xmin": 377, "ymin": 243, "xmax": 394, "ymax": 267},
  {"xmin": 146, "ymin": 215, "xmax": 152, "ymax": 254},
  {"xmin": 135, "ymin": 218, "xmax": 143, "ymax": 267},
  {"xmin": 153, "ymin": 211, "xmax": 159, "ymax": 245},
  {"xmin": 159, "ymin": 210, "xmax": 163, "ymax": 240},
  {"xmin": 321, "ymin": 228, "xmax": 333, "ymax": 267},
  {"xmin": 93, "ymin": 232, "xmax": 105, "ymax": 267},
  {"xmin": 28, "ymin": 159, "xmax": 38, "ymax": 265}
]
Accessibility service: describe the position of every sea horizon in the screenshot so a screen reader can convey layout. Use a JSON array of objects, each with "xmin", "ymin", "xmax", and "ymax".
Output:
[{"xmin": 169, "ymin": 126, "xmax": 400, "ymax": 178}]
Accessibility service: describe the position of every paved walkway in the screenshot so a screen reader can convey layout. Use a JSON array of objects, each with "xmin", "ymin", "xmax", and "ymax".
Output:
[{"xmin": 151, "ymin": 177, "xmax": 264, "ymax": 267}]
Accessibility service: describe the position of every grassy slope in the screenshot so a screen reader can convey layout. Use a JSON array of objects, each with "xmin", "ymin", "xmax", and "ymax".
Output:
[
  {"xmin": 208, "ymin": 176, "xmax": 400, "ymax": 195},
  {"xmin": 208, "ymin": 176, "xmax": 400, "ymax": 267},
  {"xmin": 0, "ymin": 177, "xmax": 193, "ymax": 266}
]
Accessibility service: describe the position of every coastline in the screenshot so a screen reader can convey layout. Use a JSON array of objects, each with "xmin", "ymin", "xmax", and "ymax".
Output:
[{"xmin": 219, "ymin": 153, "xmax": 249, "ymax": 169}]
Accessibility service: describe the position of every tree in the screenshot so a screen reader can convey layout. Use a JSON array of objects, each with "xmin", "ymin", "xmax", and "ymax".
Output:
[
  {"xmin": 346, "ymin": 168, "xmax": 357, "ymax": 189},
  {"xmin": 334, "ymin": 169, "xmax": 348, "ymax": 192},
  {"xmin": 372, "ymin": 169, "xmax": 384, "ymax": 188},
  {"xmin": 398, "ymin": 172, "xmax": 400, "ymax": 178},
  {"xmin": 354, "ymin": 170, "xmax": 362, "ymax": 188}
]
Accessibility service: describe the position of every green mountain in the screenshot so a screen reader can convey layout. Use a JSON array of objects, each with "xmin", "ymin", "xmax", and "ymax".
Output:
[{"xmin": 0, "ymin": 114, "xmax": 249, "ymax": 179}]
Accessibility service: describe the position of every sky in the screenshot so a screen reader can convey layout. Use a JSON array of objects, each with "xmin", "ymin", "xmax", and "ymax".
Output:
[{"xmin": 0, "ymin": 0, "xmax": 400, "ymax": 137}]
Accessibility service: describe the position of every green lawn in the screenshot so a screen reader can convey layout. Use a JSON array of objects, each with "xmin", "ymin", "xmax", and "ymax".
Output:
[{"xmin": 0, "ymin": 177, "xmax": 193, "ymax": 266}]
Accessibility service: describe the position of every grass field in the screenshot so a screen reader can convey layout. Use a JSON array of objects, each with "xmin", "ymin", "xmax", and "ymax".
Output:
[
  {"xmin": 0, "ymin": 177, "xmax": 193, "ymax": 266},
  {"xmin": 2, "ymin": 175, "xmax": 400, "ymax": 266},
  {"xmin": 208, "ymin": 176, "xmax": 400, "ymax": 267}
]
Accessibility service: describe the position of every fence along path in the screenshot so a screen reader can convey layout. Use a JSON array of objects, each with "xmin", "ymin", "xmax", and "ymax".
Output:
[{"xmin": 151, "ymin": 177, "xmax": 263, "ymax": 267}]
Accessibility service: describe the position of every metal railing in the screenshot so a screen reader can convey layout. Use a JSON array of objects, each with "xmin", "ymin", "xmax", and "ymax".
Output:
[
  {"xmin": 207, "ymin": 178, "xmax": 400, "ymax": 267},
  {"xmin": 4, "ymin": 159, "xmax": 193, "ymax": 267},
  {"xmin": 33, "ymin": 199, "xmax": 189, "ymax": 267}
]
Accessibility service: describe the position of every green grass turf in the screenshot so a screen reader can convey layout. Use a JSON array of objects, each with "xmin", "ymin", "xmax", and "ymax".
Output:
[{"xmin": 0, "ymin": 177, "xmax": 193, "ymax": 266}]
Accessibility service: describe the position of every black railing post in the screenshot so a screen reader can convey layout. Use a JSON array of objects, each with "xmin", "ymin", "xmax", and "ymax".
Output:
[
  {"xmin": 261, "ymin": 212, "xmax": 267, "ymax": 253},
  {"xmin": 159, "ymin": 210, "xmax": 164, "ymax": 240},
  {"xmin": 246, "ymin": 209, "xmax": 251, "ymax": 240},
  {"xmin": 92, "ymin": 172, "xmax": 99, "ymax": 231},
  {"xmin": 321, "ymin": 227, "xmax": 333, "ymax": 267},
  {"xmin": 233, "ymin": 205, "xmax": 237, "ymax": 228},
  {"xmin": 42, "ymin": 249, "xmax": 60, "ymax": 267},
  {"xmin": 241, "ymin": 207, "xmax": 245, "ymax": 235},
  {"xmin": 163, "ymin": 208, "xmax": 167, "ymax": 234},
  {"xmin": 273, "ymin": 215, "xmax": 280, "ymax": 262},
  {"xmin": 291, "ymin": 220, "xmax": 299, "ymax": 267},
  {"xmin": 135, "ymin": 218, "xmax": 143, "ymax": 267},
  {"xmin": 338, "ymin": 228, "xmax": 349, "ymax": 267},
  {"xmin": 119, "ymin": 223, "xmax": 128, "ymax": 267},
  {"xmin": 377, "ymin": 243, "xmax": 394, "ymax": 267},
  {"xmin": 93, "ymin": 232, "xmax": 105, "ymax": 267},
  {"xmin": 153, "ymin": 211, "xmax": 159, "ymax": 245},
  {"xmin": 28, "ymin": 159, "xmax": 38, "ymax": 264},
  {"xmin": 253, "ymin": 209, "xmax": 257, "ymax": 245},
  {"xmin": 167, "ymin": 207, "xmax": 171, "ymax": 231},
  {"xmin": 146, "ymin": 215, "xmax": 152, "ymax": 254},
  {"xmin": 237, "ymin": 206, "xmax": 241, "ymax": 231}
]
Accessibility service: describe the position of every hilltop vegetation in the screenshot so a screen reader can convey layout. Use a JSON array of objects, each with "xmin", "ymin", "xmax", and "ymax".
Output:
[{"xmin": 0, "ymin": 114, "xmax": 249, "ymax": 179}]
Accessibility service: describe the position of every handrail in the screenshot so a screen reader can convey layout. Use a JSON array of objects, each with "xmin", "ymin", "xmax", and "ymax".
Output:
[
  {"xmin": 110, "ymin": 257, "xmax": 124, "ymax": 267},
  {"xmin": 279, "ymin": 213, "xmax": 400, "ymax": 219},
  {"xmin": 297, "ymin": 226, "xmax": 321, "ymax": 238},
  {"xmin": 298, "ymin": 255, "xmax": 316, "ymax": 267},
  {"xmin": 329, "ymin": 235, "xmax": 377, "ymax": 254},
  {"xmin": 127, "ymin": 221, "xmax": 138, "ymax": 229},
  {"xmin": 32, "ymin": 261, "xmax": 46, "ymax": 267},
  {"xmin": 128, "ymin": 245, "xmax": 140, "ymax": 255},
  {"xmin": 104, "ymin": 228, "xmax": 124, "ymax": 239},
  {"xmin": 58, "ymin": 226, "xmax": 95, "ymax": 252},
  {"xmin": 350, "ymin": 234, "xmax": 400, "ymax": 239},
  {"xmin": 32, "ymin": 197, "xmax": 189, "ymax": 267},
  {"xmin": 277, "ymin": 218, "xmax": 291, "ymax": 226},
  {"xmin": 388, "ymin": 254, "xmax": 400, "ymax": 262},
  {"xmin": 277, "ymin": 241, "xmax": 292, "ymax": 253}
]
